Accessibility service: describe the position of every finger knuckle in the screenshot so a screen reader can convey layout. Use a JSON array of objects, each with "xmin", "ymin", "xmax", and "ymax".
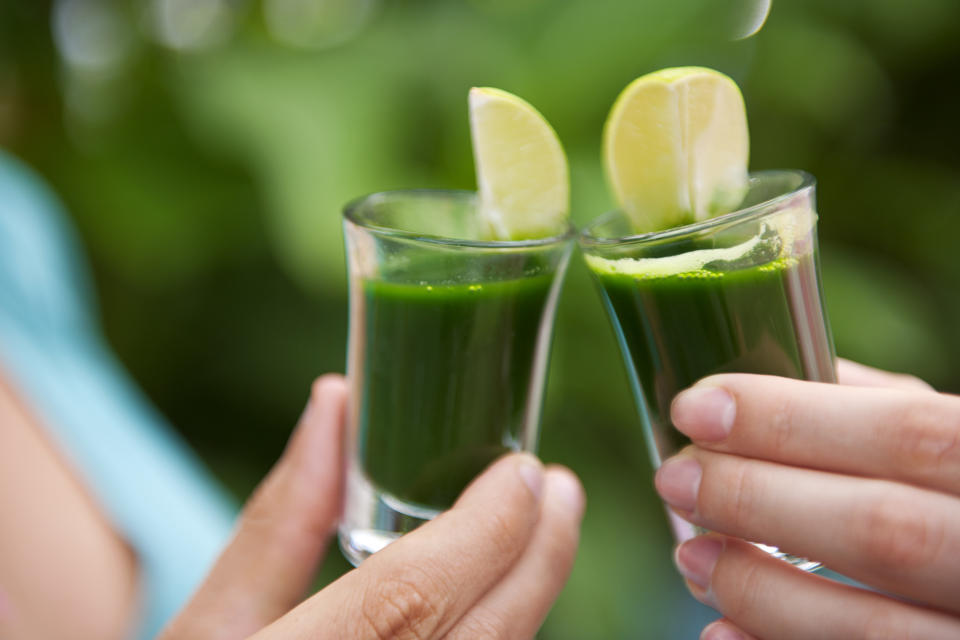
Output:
[
  {"xmin": 719, "ymin": 557, "xmax": 767, "ymax": 621},
  {"xmin": 894, "ymin": 399, "xmax": 960, "ymax": 480},
  {"xmin": 710, "ymin": 461, "xmax": 762, "ymax": 533},
  {"xmin": 239, "ymin": 476, "xmax": 283, "ymax": 534},
  {"xmin": 448, "ymin": 609, "xmax": 510, "ymax": 640},
  {"xmin": 855, "ymin": 492, "xmax": 944, "ymax": 570},
  {"xmin": 357, "ymin": 569, "xmax": 447, "ymax": 640},
  {"xmin": 767, "ymin": 396, "xmax": 800, "ymax": 458},
  {"xmin": 238, "ymin": 467, "xmax": 331, "ymax": 549},
  {"xmin": 480, "ymin": 510, "xmax": 527, "ymax": 559}
]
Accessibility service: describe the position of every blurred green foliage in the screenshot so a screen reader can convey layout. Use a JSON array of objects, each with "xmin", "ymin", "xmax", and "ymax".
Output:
[{"xmin": 2, "ymin": 0, "xmax": 959, "ymax": 637}]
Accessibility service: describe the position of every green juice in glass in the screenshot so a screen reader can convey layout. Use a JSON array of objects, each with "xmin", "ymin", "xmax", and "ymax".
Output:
[
  {"xmin": 358, "ymin": 274, "xmax": 553, "ymax": 510},
  {"xmin": 339, "ymin": 189, "xmax": 572, "ymax": 566},
  {"xmin": 594, "ymin": 252, "xmax": 835, "ymax": 466}
]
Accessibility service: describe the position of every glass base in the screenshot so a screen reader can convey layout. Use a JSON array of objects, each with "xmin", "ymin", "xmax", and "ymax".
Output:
[
  {"xmin": 668, "ymin": 511, "xmax": 822, "ymax": 572},
  {"xmin": 339, "ymin": 465, "xmax": 442, "ymax": 567}
]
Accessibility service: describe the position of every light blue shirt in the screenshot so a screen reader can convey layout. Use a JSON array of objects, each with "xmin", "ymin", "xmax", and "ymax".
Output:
[{"xmin": 0, "ymin": 150, "xmax": 236, "ymax": 639}]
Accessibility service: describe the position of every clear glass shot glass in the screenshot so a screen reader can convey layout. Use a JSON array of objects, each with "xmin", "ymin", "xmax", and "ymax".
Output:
[
  {"xmin": 338, "ymin": 190, "xmax": 574, "ymax": 566},
  {"xmin": 580, "ymin": 170, "xmax": 835, "ymax": 571}
]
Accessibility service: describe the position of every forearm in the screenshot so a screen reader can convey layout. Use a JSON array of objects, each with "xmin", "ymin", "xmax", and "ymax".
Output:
[{"xmin": 0, "ymin": 371, "xmax": 139, "ymax": 640}]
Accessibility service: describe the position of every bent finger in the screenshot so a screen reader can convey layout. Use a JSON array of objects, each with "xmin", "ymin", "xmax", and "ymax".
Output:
[
  {"xmin": 677, "ymin": 536, "xmax": 960, "ymax": 640},
  {"xmin": 445, "ymin": 466, "xmax": 586, "ymax": 639},
  {"xmin": 161, "ymin": 375, "xmax": 347, "ymax": 640},
  {"xmin": 255, "ymin": 453, "xmax": 546, "ymax": 640},
  {"xmin": 671, "ymin": 374, "xmax": 960, "ymax": 495},
  {"xmin": 656, "ymin": 448, "xmax": 960, "ymax": 613}
]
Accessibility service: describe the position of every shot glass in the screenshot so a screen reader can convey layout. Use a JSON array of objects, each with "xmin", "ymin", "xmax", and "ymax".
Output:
[
  {"xmin": 580, "ymin": 170, "xmax": 835, "ymax": 570},
  {"xmin": 338, "ymin": 189, "xmax": 574, "ymax": 566}
]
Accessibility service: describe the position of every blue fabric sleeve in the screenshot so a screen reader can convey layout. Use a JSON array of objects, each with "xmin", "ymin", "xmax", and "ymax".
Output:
[{"xmin": 0, "ymin": 149, "xmax": 237, "ymax": 639}]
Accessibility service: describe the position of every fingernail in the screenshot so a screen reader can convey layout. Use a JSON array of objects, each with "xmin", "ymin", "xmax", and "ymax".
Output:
[
  {"xmin": 701, "ymin": 621, "xmax": 747, "ymax": 640},
  {"xmin": 675, "ymin": 536, "xmax": 724, "ymax": 590},
  {"xmin": 672, "ymin": 386, "xmax": 736, "ymax": 441},
  {"xmin": 547, "ymin": 469, "xmax": 586, "ymax": 518},
  {"xmin": 516, "ymin": 454, "xmax": 544, "ymax": 499},
  {"xmin": 655, "ymin": 457, "xmax": 701, "ymax": 512}
]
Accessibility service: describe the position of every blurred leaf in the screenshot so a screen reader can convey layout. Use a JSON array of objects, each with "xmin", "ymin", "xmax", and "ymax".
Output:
[
  {"xmin": 817, "ymin": 155, "xmax": 960, "ymax": 281},
  {"xmin": 172, "ymin": 6, "xmax": 528, "ymax": 292},
  {"xmin": 748, "ymin": 15, "xmax": 894, "ymax": 148},
  {"xmin": 50, "ymin": 108, "xmax": 261, "ymax": 288},
  {"xmin": 805, "ymin": 0, "xmax": 960, "ymax": 65}
]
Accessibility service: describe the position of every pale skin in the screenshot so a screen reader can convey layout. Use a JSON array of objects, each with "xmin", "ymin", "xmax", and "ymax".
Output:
[
  {"xmin": 0, "ymin": 373, "xmax": 586, "ymax": 640},
  {"xmin": 0, "ymin": 370, "xmax": 139, "ymax": 640},
  {"xmin": 6, "ymin": 360, "xmax": 959, "ymax": 640},
  {"xmin": 655, "ymin": 360, "xmax": 960, "ymax": 640}
]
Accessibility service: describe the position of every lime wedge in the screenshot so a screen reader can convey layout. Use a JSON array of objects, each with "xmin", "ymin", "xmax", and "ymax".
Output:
[
  {"xmin": 603, "ymin": 67, "xmax": 749, "ymax": 233},
  {"xmin": 469, "ymin": 87, "xmax": 569, "ymax": 240}
]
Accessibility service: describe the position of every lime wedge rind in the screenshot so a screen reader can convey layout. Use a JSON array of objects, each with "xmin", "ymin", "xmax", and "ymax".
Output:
[{"xmin": 585, "ymin": 204, "xmax": 817, "ymax": 279}]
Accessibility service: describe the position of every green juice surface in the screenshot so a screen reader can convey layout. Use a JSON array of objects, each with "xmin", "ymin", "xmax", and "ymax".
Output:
[
  {"xmin": 596, "ymin": 253, "xmax": 834, "ymax": 462},
  {"xmin": 359, "ymin": 275, "xmax": 552, "ymax": 510}
]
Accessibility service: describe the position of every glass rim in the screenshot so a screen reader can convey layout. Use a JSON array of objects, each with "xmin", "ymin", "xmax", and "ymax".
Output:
[
  {"xmin": 579, "ymin": 169, "xmax": 816, "ymax": 247},
  {"xmin": 343, "ymin": 189, "xmax": 577, "ymax": 249}
]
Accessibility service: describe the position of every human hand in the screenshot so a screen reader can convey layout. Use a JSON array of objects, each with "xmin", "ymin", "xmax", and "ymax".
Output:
[
  {"xmin": 160, "ymin": 374, "xmax": 585, "ymax": 640},
  {"xmin": 654, "ymin": 359, "xmax": 960, "ymax": 639}
]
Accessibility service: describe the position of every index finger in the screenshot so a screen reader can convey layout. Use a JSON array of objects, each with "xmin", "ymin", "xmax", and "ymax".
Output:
[
  {"xmin": 670, "ymin": 374, "xmax": 960, "ymax": 496},
  {"xmin": 252, "ymin": 453, "xmax": 546, "ymax": 640},
  {"xmin": 161, "ymin": 375, "xmax": 348, "ymax": 640}
]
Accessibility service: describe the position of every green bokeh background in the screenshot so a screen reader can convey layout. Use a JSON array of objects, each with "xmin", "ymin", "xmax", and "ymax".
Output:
[{"xmin": 3, "ymin": 0, "xmax": 959, "ymax": 637}]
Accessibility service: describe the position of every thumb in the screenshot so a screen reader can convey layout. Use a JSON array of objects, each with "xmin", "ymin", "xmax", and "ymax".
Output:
[{"xmin": 159, "ymin": 374, "xmax": 348, "ymax": 640}]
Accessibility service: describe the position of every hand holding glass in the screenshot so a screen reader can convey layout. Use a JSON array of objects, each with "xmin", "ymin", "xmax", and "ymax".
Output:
[{"xmin": 581, "ymin": 170, "xmax": 835, "ymax": 569}]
